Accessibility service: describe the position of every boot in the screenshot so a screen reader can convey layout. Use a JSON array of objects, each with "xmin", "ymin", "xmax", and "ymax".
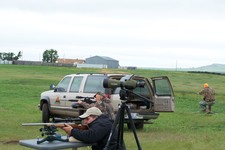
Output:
[
  {"xmin": 207, "ymin": 105, "xmax": 213, "ymax": 114},
  {"xmin": 208, "ymin": 105, "xmax": 211, "ymax": 112}
]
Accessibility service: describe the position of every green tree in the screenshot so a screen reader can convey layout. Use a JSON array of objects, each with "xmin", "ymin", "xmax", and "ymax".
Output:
[
  {"xmin": 42, "ymin": 49, "xmax": 59, "ymax": 63},
  {"xmin": 0, "ymin": 51, "xmax": 22, "ymax": 61},
  {"xmin": 13, "ymin": 51, "xmax": 22, "ymax": 60}
]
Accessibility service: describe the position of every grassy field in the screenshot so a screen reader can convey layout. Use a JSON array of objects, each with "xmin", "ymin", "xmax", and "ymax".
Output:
[{"xmin": 1, "ymin": 64, "xmax": 225, "ymax": 150}]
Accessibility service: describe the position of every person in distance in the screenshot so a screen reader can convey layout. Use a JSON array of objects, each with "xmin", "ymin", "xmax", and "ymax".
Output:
[{"xmin": 198, "ymin": 83, "xmax": 216, "ymax": 114}]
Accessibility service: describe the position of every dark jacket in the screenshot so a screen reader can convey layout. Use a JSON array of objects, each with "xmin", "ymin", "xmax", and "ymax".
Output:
[{"xmin": 71, "ymin": 114, "xmax": 117, "ymax": 150}]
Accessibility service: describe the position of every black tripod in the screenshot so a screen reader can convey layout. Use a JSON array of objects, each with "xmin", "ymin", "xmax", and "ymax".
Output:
[{"xmin": 104, "ymin": 89, "xmax": 142, "ymax": 150}]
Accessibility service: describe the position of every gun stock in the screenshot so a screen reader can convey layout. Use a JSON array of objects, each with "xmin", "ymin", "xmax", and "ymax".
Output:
[{"xmin": 22, "ymin": 123, "xmax": 88, "ymax": 130}]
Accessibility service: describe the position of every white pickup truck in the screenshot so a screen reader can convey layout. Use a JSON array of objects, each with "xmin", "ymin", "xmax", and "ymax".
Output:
[{"xmin": 39, "ymin": 73, "xmax": 175, "ymax": 129}]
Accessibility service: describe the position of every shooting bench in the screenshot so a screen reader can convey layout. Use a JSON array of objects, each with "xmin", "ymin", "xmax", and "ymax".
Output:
[{"xmin": 19, "ymin": 136, "xmax": 93, "ymax": 150}]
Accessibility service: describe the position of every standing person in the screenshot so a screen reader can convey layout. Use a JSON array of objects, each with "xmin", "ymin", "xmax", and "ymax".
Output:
[
  {"xmin": 198, "ymin": 83, "xmax": 216, "ymax": 114},
  {"xmin": 76, "ymin": 92, "xmax": 115, "ymax": 120},
  {"xmin": 61, "ymin": 107, "xmax": 118, "ymax": 150}
]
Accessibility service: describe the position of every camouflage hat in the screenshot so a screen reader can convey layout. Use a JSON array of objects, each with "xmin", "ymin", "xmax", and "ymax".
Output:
[
  {"xmin": 79, "ymin": 107, "xmax": 102, "ymax": 118},
  {"xmin": 94, "ymin": 91, "xmax": 105, "ymax": 98}
]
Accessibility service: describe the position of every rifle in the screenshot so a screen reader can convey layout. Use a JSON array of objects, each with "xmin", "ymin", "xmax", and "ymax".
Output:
[
  {"xmin": 69, "ymin": 96, "xmax": 95, "ymax": 104},
  {"xmin": 22, "ymin": 123, "xmax": 88, "ymax": 144},
  {"xmin": 22, "ymin": 123, "xmax": 88, "ymax": 130}
]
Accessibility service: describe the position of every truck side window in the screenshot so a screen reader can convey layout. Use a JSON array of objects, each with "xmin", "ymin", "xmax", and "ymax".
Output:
[
  {"xmin": 56, "ymin": 76, "xmax": 71, "ymax": 92},
  {"xmin": 70, "ymin": 76, "xmax": 83, "ymax": 92},
  {"xmin": 83, "ymin": 75, "xmax": 106, "ymax": 93},
  {"xmin": 154, "ymin": 79, "xmax": 171, "ymax": 96}
]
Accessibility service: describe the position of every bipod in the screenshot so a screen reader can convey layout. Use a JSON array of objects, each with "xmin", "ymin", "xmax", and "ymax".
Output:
[
  {"xmin": 104, "ymin": 100, "xmax": 142, "ymax": 150},
  {"xmin": 37, "ymin": 134, "xmax": 68, "ymax": 144},
  {"xmin": 37, "ymin": 125, "xmax": 68, "ymax": 144}
]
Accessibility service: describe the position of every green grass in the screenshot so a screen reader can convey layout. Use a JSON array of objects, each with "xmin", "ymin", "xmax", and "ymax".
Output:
[{"xmin": 1, "ymin": 64, "xmax": 225, "ymax": 150}]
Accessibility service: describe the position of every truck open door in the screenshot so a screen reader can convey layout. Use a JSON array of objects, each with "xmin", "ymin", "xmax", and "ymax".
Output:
[{"xmin": 151, "ymin": 76, "xmax": 175, "ymax": 112}]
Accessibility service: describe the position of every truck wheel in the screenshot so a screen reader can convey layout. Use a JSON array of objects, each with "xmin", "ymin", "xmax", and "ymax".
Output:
[
  {"xmin": 42, "ymin": 103, "xmax": 50, "ymax": 123},
  {"xmin": 127, "ymin": 120, "xmax": 144, "ymax": 129},
  {"xmin": 135, "ymin": 121, "xmax": 144, "ymax": 129}
]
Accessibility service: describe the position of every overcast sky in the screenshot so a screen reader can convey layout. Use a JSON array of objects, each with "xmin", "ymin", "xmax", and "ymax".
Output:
[{"xmin": 1, "ymin": 0, "xmax": 225, "ymax": 68}]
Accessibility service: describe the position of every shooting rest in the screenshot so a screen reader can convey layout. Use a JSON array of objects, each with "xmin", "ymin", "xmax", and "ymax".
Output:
[{"xmin": 19, "ymin": 136, "xmax": 93, "ymax": 150}]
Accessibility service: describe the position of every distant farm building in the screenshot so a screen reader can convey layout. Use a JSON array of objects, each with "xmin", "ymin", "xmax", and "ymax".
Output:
[
  {"xmin": 0, "ymin": 59, "xmax": 12, "ymax": 64},
  {"xmin": 85, "ymin": 56, "xmax": 119, "ymax": 69},
  {"xmin": 57, "ymin": 58, "xmax": 85, "ymax": 66}
]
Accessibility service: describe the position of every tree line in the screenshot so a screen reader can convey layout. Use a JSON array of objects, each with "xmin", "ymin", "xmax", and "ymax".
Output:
[
  {"xmin": 0, "ymin": 49, "xmax": 59, "ymax": 63},
  {"xmin": 0, "ymin": 51, "xmax": 22, "ymax": 61}
]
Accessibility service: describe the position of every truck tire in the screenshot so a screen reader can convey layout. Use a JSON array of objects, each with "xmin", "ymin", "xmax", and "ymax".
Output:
[
  {"xmin": 42, "ymin": 103, "xmax": 50, "ymax": 123},
  {"xmin": 127, "ymin": 120, "xmax": 144, "ymax": 129},
  {"xmin": 134, "ymin": 121, "xmax": 144, "ymax": 129}
]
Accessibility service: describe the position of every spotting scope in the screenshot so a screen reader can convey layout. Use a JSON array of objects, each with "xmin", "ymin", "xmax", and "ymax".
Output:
[{"xmin": 103, "ymin": 78, "xmax": 145, "ymax": 90}]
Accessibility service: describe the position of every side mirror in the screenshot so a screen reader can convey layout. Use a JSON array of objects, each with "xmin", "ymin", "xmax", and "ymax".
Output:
[
  {"xmin": 50, "ymin": 84, "xmax": 55, "ymax": 90},
  {"xmin": 54, "ymin": 87, "xmax": 66, "ymax": 92}
]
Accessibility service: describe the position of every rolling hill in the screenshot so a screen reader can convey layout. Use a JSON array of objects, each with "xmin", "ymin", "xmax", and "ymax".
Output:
[
  {"xmin": 143, "ymin": 63, "xmax": 225, "ymax": 73},
  {"xmin": 182, "ymin": 63, "xmax": 225, "ymax": 73}
]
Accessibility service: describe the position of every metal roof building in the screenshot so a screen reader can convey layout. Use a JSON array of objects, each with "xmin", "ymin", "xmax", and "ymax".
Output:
[{"xmin": 85, "ymin": 56, "xmax": 119, "ymax": 68}]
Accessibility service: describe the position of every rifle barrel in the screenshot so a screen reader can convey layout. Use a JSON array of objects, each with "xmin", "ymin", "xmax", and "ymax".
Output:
[
  {"xmin": 22, "ymin": 123, "xmax": 88, "ymax": 130},
  {"xmin": 22, "ymin": 123, "xmax": 74, "ymax": 126}
]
